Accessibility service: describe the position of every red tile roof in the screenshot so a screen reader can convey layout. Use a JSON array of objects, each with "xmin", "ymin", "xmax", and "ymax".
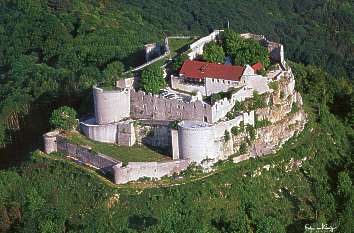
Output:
[
  {"xmin": 179, "ymin": 60, "xmax": 245, "ymax": 81},
  {"xmin": 251, "ymin": 62, "xmax": 263, "ymax": 72}
]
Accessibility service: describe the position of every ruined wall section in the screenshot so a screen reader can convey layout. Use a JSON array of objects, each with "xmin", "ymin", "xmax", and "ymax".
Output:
[
  {"xmin": 135, "ymin": 123, "xmax": 172, "ymax": 153},
  {"xmin": 80, "ymin": 117, "xmax": 118, "ymax": 144},
  {"xmin": 130, "ymin": 90, "xmax": 212, "ymax": 123}
]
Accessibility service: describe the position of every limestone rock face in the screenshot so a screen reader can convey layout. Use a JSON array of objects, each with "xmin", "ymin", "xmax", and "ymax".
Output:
[{"xmin": 233, "ymin": 69, "xmax": 307, "ymax": 160}]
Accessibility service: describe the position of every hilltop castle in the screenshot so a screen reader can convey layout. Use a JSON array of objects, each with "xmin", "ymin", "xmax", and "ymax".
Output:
[{"xmin": 44, "ymin": 30, "xmax": 306, "ymax": 184}]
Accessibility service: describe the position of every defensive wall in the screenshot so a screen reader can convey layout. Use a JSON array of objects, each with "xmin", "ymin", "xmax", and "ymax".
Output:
[
  {"xmin": 130, "ymin": 90, "xmax": 213, "ymax": 123},
  {"xmin": 113, "ymin": 160, "xmax": 190, "ymax": 184},
  {"xmin": 43, "ymin": 131, "xmax": 192, "ymax": 184},
  {"xmin": 187, "ymin": 30, "xmax": 223, "ymax": 59},
  {"xmin": 43, "ymin": 132, "xmax": 121, "ymax": 174}
]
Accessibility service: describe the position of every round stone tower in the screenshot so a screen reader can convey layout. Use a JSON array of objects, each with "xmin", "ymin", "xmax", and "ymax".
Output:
[
  {"xmin": 177, "ymin": 120, "xmax": 216, "ymax": 163},
  {"xmin": 43, "ymin": 130, "xmax": 59, "ymax": 154},
  {"xmin": 93, "ymin": 86, "xmax": 131, "ymax": 125}
]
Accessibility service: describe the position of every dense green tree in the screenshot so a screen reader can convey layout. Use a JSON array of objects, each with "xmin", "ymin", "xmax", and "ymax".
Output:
[
  {"xmin": 202, "ymin": 42, "xmax": 225, "ymax": 63},
  {"xmin": 222, "ymin": 30, "xmax": 270, "ymax": 68},
  {"xmin": 101, "ymin": 61, "xmax": 125, "ymax": 88},
  {"xmin": 139, "ymin": 65, "xmax": 166, "ymax": 94},
  {"xmin": 49, "ymin": 106, "xmax": 77, "ymax": 131},
  {"xmin": 255, "ymin": 216, "xmax": 286, "ymax": 233}
]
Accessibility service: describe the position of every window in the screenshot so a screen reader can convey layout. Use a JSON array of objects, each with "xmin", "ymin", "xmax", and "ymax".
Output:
[
  {"xmin": 177, "ymin": 105, "xmax": 180, "ymax": 109},
  {"xmin": 204, "ymin": 116, "xmax": 208, "ymax": 122}
]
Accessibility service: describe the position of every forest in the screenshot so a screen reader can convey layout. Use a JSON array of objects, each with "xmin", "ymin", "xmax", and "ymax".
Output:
[{"xmin": 0, "ymin": 0, "xmax": 353, "ymax": 232}]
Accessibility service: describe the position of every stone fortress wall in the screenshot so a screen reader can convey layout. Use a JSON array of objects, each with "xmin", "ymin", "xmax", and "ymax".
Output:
[
  {"xmin": 44, "ymin": 131, "xmax": 121, "ymax": 174},
  {"xmin": 187, "ymin": 30, "xmax": 223, "ymax": 59},
  {"xmin": 43, "ymin": 131, "xmax": 190, "ymax": 184},
  {"xmin": 113, "ymin": 159, "xmax": 190, "ymax": 184},
  {"xmin": 130, "ymin": 89, "xmax": 213, "ymax": 123}
]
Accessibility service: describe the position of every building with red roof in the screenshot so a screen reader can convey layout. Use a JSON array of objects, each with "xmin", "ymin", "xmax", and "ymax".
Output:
[
  {"xmin": 171, "ymin": 60, "xmax": 257, "ymax": 96},
  {"xmin": 180, "ymin": 60, "xmax": 245, "ymax": 82}
]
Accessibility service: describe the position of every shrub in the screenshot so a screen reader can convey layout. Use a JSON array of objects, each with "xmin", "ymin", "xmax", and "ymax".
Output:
[
  {"xmin": 255, "ymin": 119, "xmax": 271, "ymax": 129},
  {"xmin": 280, "ymin": 91, "xmax": 286, "ymax": 99},
  {"xmin": 203, "ymin": 42, "xmax": 225, "ymax": 63},
  {"xmin": 252, "ymin": 91, "xmax": 267, "ymax": 109},
  {"xmin": 231, "ymin": 126, "xmax": 239, "ymax": 135},
  {"xmin": 50, "ymin": 106, "xmax": 77, "ymax": 131},
  {"xmin": 224, "ymin": 130, "xmax": 231, "ymax": 142},
  {"xmin": 246, "ymin": 125, "xmax": 256, "ymax": 141},
  {"xmin": 268, "ymin": 81, "xmax": 279, "ymax": 91},
  {"xmin": 239, "ymin": 142, "xmax": 247, "ymax": 154},
  {"xmin": 239, "ymin": 122, "xmax": 245, "ymax": 132},
  {"xmin": 291, "ymin": 102, "xmax": 299, "ymax": 113}
]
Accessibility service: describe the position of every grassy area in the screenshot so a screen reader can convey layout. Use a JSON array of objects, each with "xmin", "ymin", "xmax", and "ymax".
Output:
[
  {"xmin": 168, "ymin": 37, "xmax": 195, "ymax": 57},
  {"xmin": 65, "ymin": 132, "xmax": 170, "ymax": 164}
]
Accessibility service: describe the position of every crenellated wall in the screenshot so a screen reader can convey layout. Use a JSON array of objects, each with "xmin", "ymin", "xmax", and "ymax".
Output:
[{"xmin": 130, "ymin": 90, "xmax": 213, "ymax": 123}]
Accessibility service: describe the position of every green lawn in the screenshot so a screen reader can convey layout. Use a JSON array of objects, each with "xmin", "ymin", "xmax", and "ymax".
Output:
[
  {"xmin": 66, "ymin": 132, "xmax": 171, "ymax": 164},
  {"xmin": 168, "ymin": 37, "xmax": 195, "ymax": 57}
]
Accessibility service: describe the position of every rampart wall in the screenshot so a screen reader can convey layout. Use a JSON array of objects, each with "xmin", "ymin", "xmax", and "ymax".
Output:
[
  {"xmin": 187, "ymin": 30, "xmax": 222, "ymax": 59},
  {"xmin": 56, "ymin": 135, "xmax": 121, "ymax": 174},
  {"xmin": 43, "ymin": 132, "xmax": 191, "ymax": 184},
  {"xmin": 130, "ymin": 90, "xmax": 213, "ymax": 123},
  {"xmin": 113, "ymin": 159, "xmax": 190, "ymax": 184}
]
